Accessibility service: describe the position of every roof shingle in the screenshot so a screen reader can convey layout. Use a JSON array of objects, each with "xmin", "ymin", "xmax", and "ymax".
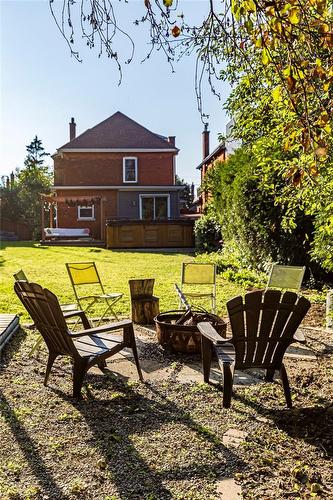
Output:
[{"xmin": 59, "ymin": 111, "xmax": 178, "ymax": 151}]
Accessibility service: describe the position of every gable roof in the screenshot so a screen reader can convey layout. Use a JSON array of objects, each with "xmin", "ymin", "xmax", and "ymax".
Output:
[
  {"xmin": 196, "ymin": 142, "xmax": 226, "ymax": 169},
  {"xmin": 59, "ymin": 112, "xmax": 178, "ymax": 151}
]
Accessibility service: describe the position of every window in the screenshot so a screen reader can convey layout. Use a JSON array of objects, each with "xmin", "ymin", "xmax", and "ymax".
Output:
[
  {"xmin": 123, "ymin": 157, "xmax": 138, "ymax": 183},
  {"xmin": 78, "ymin": 205, "xmax": 95, "ymax": 220},
  {"xmin": 140, "ymin": 195, "xmax": 170, "ymax": 220}
]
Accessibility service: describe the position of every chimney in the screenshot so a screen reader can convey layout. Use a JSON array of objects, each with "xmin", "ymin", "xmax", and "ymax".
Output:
[
  {"xmin": 202, "ymin": 123, "xmax": 210, "ymax": 160},
  {"xmin": 168, "ymin": 136, "xmax": 176, "ymax": 146},
  {"xmin": 69, "ymin": 117, "xmax": 76, "ymax": 141},
  {"xmin": 10, "ymin": 171, "xmax": 14, "ymax": 189}
]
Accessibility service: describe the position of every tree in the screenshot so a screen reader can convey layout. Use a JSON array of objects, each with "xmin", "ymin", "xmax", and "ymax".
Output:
[
  {"xmin": 1, "ymin": 137, "xmax": 52, "ymax": 239},
  {"xmin": 175, "ymin": 175, "xmax": 194, "ymax": 209},
  {"xmin": 50, "ymin": 0, "xmax": 333, "ymax": 163}
]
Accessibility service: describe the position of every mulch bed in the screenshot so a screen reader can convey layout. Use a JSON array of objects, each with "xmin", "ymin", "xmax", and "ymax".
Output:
[{"xmin": 0, "ymin": 303, "xmax": 332, "ymax": 499}]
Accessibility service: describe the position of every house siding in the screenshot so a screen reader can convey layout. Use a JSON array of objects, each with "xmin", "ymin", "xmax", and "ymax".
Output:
[
  {"xmin": 55, "ymin": 188, "xmax": 118, "ymax": 240},
  {"xmin": 54, "ymin": 152, "xmax": 175, "ymax": 186},
  {"xmin": 118, "ymin": 191, "xmax": 179, "ymax": 219}
]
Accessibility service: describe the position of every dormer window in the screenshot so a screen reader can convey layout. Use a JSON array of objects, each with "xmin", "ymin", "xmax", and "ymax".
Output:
[{"xmin": 123, "ymin": 157, "xmax": 138, "ymax": 183}]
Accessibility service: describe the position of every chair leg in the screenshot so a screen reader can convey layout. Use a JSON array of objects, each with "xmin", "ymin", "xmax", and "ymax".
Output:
[
  {"xmin": 131, "ymin": 340, "xmax": 143, "ymax": 381},
  {"xmin": 123, "ymin": 324, "xmax": 143, "ymax": 380},
  {"xmin": 266, "ymin": 368, "xmax": 275, "ymax": 382},
  {"xmin": 98, "ymin": 359, "xmax": 107, "ymax": 370},
  {"xmin": 44, "ymin": 351, "xmax": 58, "ymax": 386},
  {"xmin": 280, "ymin": 363, "xmax": 292, "ymax": 408},
  {"xmin": 73, "ymin": 359, "xmax": 88, "ymax": 399},
  {"xmin": 29, "ymin": 335, "xmax": 44, "ymax": 357},
  {"xmin": 201, "ymin": 336, "xmax": 212, "ymax": 383},
  {"xmin": 222, "ymin": 362, "xmax": 234, "ymax": 408}
]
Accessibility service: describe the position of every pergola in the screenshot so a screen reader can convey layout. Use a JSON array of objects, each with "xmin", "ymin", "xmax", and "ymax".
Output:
[{"xmin": 40, "ymin": 194, "xmax": 106, "ymax": 242}]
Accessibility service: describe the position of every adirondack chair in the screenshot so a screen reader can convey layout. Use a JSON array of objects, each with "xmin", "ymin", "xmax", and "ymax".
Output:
[
  {"xmin": 14, "ymin": 281, "xmax": 143, "ymax": 398},
  {"xmin": 197, "ymin": 289, "xmax": 310, "ymax": 408},
  {"xmin": 13, "ymin": 269, "xmax": 78, "ymax": 356}
]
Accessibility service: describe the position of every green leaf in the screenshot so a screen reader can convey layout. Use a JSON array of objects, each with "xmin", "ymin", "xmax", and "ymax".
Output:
[
  {"xmin": 288, "ymin": 7, "xmax": 301, "ymax": 24},
  {"xmin": 262, "ymin": 47, "xmax": 270, "ymax": 65}
]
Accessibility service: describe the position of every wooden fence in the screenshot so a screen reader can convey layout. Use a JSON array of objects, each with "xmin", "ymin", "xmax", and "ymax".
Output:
[{"xmin": 0, "ymin": 218, "xmax": 33, "ymax": 240}]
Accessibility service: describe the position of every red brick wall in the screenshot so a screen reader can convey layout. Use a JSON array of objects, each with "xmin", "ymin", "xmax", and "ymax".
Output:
[
  {"xmin": 54, "ymin": 152, "xmax": 175, "ymax": 186},
  {"xmin": 200, "ymin": 150, "xmax": 226, "ymax": 211},
  {"xmin": 55, "ymin": 189, "xmax": 117, "ymax": 240}
]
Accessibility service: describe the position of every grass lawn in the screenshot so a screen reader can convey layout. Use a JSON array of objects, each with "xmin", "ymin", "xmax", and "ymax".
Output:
[
  {"xmin": 1, "ymin": 242, "xmax": 332, "ymax": 499},
  {"xmin": 0, "ymin": 242, "xmax": 245, "ymax": 321}
]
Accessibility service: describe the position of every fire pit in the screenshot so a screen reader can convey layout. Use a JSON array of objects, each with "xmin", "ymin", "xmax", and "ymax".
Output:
[{"xmin": 154, "ymin": 309, "xmax": 227, "ymax": 353}]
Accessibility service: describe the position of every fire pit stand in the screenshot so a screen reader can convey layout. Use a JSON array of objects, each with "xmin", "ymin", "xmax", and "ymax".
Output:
[{"xmin": 154, "ymin": 309, "xmax": 226, "ymax": 354}]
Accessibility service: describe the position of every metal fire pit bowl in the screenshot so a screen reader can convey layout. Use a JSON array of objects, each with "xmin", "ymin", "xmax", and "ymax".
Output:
[{"xmin": 154, "ymin": 309, "xmax": 227, "ymax": 354}]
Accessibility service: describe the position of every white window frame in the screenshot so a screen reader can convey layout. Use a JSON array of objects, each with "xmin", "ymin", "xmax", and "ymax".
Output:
[
  {"xmin": 77, "ymin": 205, "xmax": 95, "ymax": 221},
  {"xmin": 139, "ymin": 194, "xmax": 170, "ymax": 220},
  {"xmin": 123, "ymin": 157, "xmax": 138, "ymax": 183}
]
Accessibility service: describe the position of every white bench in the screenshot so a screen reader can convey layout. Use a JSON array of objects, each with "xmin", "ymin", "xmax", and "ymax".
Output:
[{"xmin": 44, "ymin": 228, "xmax": 91, "ymax": 239}]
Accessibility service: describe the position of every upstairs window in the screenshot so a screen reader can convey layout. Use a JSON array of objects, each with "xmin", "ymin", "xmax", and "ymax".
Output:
[
  {"xmin": 78, "ymin": 205, "xmax": 95, "ymax": 220},
  {"xmin": 123, "ymin": 157, "xmax": 138, "ymax": 183}
]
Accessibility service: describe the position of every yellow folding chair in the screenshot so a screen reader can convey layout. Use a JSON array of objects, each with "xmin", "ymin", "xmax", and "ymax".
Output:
[
  {"xmin": 179, "ymin": 262, "xmax": 217, "ymax": 313},
  {"xmin": 66, "ymin": 262, "xmax": 123, "ymax": 325},
  {"xmin": 266, "ymin": 264, "xmax": 306, "ymax": 292}
]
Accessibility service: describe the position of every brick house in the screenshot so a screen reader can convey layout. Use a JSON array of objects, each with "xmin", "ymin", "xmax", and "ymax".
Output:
[
  {"xmin": 197, "ymin": 125, "xmax": 226, "ymax": 212},
  {"xmin": 51, "ymin": 112, "xmax": 193, "ymax": 247}
]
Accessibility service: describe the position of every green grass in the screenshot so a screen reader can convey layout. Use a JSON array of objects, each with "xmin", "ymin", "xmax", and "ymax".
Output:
[{"xmin": 0, "ymin": 242, "xmax": 244, "ymax": 321}]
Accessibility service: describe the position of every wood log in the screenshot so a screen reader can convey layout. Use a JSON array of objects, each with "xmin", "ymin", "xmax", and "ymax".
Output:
[
  {"xmin": 131, "ymin": 297, "xmax": 160, "ymax": 325},
  {"xmin": 129, "ymin": 278, "xmax": 159, "ymax": 324}
]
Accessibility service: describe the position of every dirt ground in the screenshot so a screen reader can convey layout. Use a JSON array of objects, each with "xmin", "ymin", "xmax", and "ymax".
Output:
[{"xmin": 0, "ymin": 302, "xmax": 332, "ymax": 499}]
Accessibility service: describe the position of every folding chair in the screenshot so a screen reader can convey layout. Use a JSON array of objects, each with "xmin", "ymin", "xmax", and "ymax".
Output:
[
  {"xmin": 179, "ymin": 262, "xmax": 216, "ymax": 313},
  {"xmin": 266, "ymin": 264, "xmax": 306, "ymax": 292},
  {"xmin": 66, "ymin": 262, "xmax": 123, "ymax": 325},
  {"xmin": 13, "ymin": 269, "xmax": 78, "ymax": 356}
]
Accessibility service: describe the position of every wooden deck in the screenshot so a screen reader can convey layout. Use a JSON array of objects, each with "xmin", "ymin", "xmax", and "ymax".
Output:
[
  {"xmin": 39, "ymin": 239, "xmax": 105, "ymax": 247},
  {"xmin": 0, "ymin": 314, "xmax": 20, "ymax": 353}
]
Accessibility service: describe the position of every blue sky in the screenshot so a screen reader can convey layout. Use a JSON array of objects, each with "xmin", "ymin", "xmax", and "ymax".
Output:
[{"xmin": 0, "ymin": 0, "xmax": 231, "ymax": 188}]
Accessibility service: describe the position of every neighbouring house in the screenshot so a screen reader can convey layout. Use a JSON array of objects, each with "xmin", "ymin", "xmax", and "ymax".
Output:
[
  {"xmin": 48, "ymin": 112, "xmax": 194, "ymax": 248},
  {"xmin": 197, "ymin": 124, "xmax": 226, "ymax": 212}
]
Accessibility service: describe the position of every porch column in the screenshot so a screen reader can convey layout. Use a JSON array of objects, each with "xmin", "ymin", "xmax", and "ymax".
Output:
[{"xmin": 41, "ymin": 199, "xmax": 45, "ymax": 243}]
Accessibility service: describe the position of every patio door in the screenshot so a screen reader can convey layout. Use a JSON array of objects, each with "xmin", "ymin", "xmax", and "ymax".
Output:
[{"xmin": 140, "ymin": 195, "xmax": 170, "ymax": 220}]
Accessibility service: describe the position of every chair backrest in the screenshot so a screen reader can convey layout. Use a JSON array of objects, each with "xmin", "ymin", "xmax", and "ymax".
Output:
[
  {"xmin": 266, "ymin": 264, "xmax": 306, "ymax": 291},
  {"xmin": 13, "ymin": 269, "xmax": 28, "ymax": 282},
  {"xmin": 129, "ymin": 279, "xmax": 155, "ymax": 299},
  {"xmin": 227, "ymin": 289, "xmax": 310, "ymax": 369},
  {"xmin": 66, "ymin": 262, "xmax": 105, "ymax": 298},
  {"xmin": 181, "ymin": 263, "xmax": 216, "ymax": 285},
  {"xmin": 14, "ymin": 281, "xmax": 75, "ymax": 355}
]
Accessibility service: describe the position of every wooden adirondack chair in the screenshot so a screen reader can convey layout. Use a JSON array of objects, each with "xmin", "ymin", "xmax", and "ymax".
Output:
[
  {"xmin": 14, "ymin": 281, "xmax": 143, "ymax": 398},
  {"xmin": 13, "ymin": 269, "xmax": 78, "ymax": 356},
  {"xmin": 197, "ymin": 289, "xmax": 310, "ymax": 408}
]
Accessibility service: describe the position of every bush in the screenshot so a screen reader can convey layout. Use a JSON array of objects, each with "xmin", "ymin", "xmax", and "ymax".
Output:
[
  {"xmin": 194, "ymin": 214, "xmax": 222, "ymax": 253},
  {"xmin": 196, "ymin": 243, "xmax": 267, "ymax": 288},
  {"xmin": 204, "ymin": 148, "xmax": 321, "ymax": 276}
]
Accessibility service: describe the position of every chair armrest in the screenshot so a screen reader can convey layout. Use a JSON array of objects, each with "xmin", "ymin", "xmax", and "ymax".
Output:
[
  {"xmin": 197, "ymin": 322, "xmax": 229, "ymax": 346},
  {"xmin": 293, "ymin": 330, "xmax": 306, "ymax": 343},
  {"xmin": 63, "ymin": 310, "xmax": 91, "ymax": 329},
  {"xmin": 68, "ymin": 319, "xmax": 133, "ymax": 338}
]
